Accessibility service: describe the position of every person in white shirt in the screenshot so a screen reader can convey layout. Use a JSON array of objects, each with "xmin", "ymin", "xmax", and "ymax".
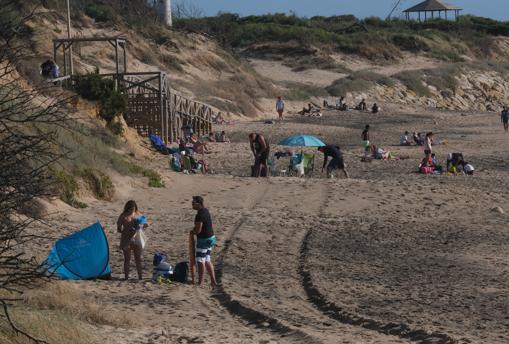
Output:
[
  {"xmin": 276, "ymin": 96, "xmax": 285, "ymax": 123},
  {"xmin": 400, "ymin": 131, "xmax": 411, "ymax": 146}
]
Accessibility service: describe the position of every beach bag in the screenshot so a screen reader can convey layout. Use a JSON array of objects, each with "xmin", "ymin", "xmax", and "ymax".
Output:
[
  {"xmin": 171, "ymin": 261, "xmax": 189, "ymax": 283},
  {"xmin": 420, "ymin": 166, "xmax": 434, "ymax": 175},
  {"xmin": 153, "ymin": 261, "xmax": 173, "ymax": 280},
  {"xmin": 133, "ymin": 230, "xmax": 146, "ymax": 249}
]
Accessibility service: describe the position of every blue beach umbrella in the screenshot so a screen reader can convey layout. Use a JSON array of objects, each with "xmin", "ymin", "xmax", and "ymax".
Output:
[{"xmin": 279, "ymin": 134, "xmax": 326, "ymax": 147}]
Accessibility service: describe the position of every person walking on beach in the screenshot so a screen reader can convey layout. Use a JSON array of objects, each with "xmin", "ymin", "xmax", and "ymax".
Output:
[
  {"xmin": 501, "ymin": 106, "xmax": 509, "ymax": 133},
  {"xmin": 276, "ymin": 96, "xmax": 285, "ymax": 123},
  {"xmin": 361, "ymin": 125, "xmax": 370, "ymax": 157},
  {"xmin": 190, "ymin": 196, "xmax": 217, "ymax": 287},
  {"xmin": 424, "ymin": 132, "xmax": 434, "ymax": 155},
  {"xmin": 318, "ymin": 144, "xmax": 349, "ymax": 178},
  {"xmin": 117, "ymin": 200, "xmax": 148, "ymax": 280},
  {"xmin": 249, "ymin": 133, "xmax": 270, "ymax": 177}
]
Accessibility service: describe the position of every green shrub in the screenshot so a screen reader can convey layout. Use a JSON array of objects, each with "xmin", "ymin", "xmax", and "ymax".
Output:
[
  {"xmin": 78, "ymin": 168, "xmax": 115, "ymax": 200},
  {"xmin": 351, "ymin": 70, "xmax": 396, "ymax": 87},
  {"xmin": 394, "ymin": 70, "xmax": 430, "ymax": 97},
  {"xmin": 109, "ymin": 155, "xmax": 164, "ymax": 188},
  {"xmin": 73, "ymin": 73, "xmax": 127, "ymax": 123},
  {"xmin": 284, "ymin": 82, "xmax": 329, "ymax": 100},
  {"xmin": 326, "ymin": 77, "xmax": 372, "ymax": 96},
  {"xmin": 84, "ymin": 4, "xmax": 114, "ymax": 22},
  {"xmin": 424, "ymin": 65, "xmax": 460, "ymax": 91},
  {"xmin": 392, "ymin": 34, "xmax": 430, "ymax": 52},
  {"xmin": 51, "ymin": 169, "xmax": 87, "ymax": 208}
]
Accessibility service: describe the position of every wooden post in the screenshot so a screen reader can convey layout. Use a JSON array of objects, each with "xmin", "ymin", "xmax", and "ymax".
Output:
[
  {"xmin": 123, "ymin": 41, "xmax": 127, "ymax": 73},
  {"xmin": 66, "ymin": 0, "xmax": 74, "ymax": 75},
  {"xmin": 159, "ymin": 73, "xmax": 165, "ymax": 144},
  {"xmin": 53, "ymin": 42, "xmax": 57, "ymax": 66},
  {"xmin": 114, "ymin": 40, "xmax": 119, "ymax": 91},
  {"xmin": 62, "ymin": 44, "xmax": 67, "ymax": 76}
]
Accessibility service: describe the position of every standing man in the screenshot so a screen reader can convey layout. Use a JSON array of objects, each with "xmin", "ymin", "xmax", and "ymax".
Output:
[
  {"xmin": 361, "ymin": 125, "xmax": 370, "ymax": 157},
  {"xmin": 317, "ymin": 144, "xmax": 349, "ymax": 178},
  {"xmin": 249, "ymin": 133, "xmax": 270, "ymax": 177},
  {"xmin": 501, "ymin": 106, "xmax": 509, "ymax": 133},
  {"xmin": 276, "ymin": 96, "xmax": 285, "ymax": 123},
  {"xmin": 190, "ymin": 196, "xmax": 217, "ymax": 287}
]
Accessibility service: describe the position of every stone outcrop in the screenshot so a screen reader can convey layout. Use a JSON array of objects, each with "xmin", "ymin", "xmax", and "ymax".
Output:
[{"xmin": 346, "ymin": 71, "xmax": 509, "ymax": 112}]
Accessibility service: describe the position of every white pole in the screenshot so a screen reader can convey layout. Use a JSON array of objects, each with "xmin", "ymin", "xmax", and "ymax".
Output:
[
  {"xmin": 164, "ymin": 0, "xmax": 172, "ymax": 27},
  {"xmin": 66, "ymin": 0, "xmax": 74, "ymax": 75}
]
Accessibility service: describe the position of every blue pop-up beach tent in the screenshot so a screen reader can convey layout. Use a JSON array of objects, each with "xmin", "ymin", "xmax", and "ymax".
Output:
[{"xmin": 46, "ymin": 222, "xmax": 111, "ymax": 280}]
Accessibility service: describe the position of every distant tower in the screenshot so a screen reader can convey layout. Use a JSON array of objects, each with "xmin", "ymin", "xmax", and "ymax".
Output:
[{"xmin": 147, "ymin": 0, "xmax": 172, "ymax": 27}]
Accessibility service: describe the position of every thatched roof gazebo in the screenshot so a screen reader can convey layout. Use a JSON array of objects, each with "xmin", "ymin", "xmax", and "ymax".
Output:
[{"xmin": 403, "ymin": 0, "xmax": 462, "ymax": 21}]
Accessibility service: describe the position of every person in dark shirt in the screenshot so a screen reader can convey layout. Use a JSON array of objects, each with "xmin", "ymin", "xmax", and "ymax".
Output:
[
  {"xmin": 249, "ymin": 133, "xmax": 270, "ymax": 177},
  {"xmin": 501, "ymin": 106, "xmax": 509, "ymax": 133},
  {"xmin": 191, "ymin": 196, "xmax": 217, "ymax": 286},
  {"xmin": 317, "ymin": 145, "xmax": 349, "ymax": 178}
]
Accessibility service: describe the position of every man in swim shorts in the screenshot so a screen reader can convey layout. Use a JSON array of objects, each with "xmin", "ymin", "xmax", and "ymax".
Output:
[{"xmin": 191, "ymin": 196, "xmax": 217, "ymax": 286}]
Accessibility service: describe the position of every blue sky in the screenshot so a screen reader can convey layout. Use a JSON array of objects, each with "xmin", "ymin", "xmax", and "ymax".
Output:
[{"xmin": 190, "ymin": 1, "xmax": 508, "ymax": 21}]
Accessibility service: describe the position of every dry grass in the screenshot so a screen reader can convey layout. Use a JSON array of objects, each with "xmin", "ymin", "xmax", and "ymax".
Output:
[
  {"xmin": 23, "ymin": 281, "xmax": 131, "ymax": 328},
  {"xmin": 0, "ymin": 309, "xmax": 94, "ymax": 344}
]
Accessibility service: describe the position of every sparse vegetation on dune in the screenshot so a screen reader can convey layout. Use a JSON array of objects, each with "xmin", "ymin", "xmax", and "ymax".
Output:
[{"xmin": 176, "ymin": 13, "xmax": 509, "ymax": 62}]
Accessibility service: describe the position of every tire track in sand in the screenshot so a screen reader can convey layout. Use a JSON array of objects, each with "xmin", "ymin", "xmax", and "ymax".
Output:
[
  {"xmin": 297, "ymin": 180, "xmax": 456, "ymax": 344},
  {"xmin": 211, "ymin": 180, "xmax": 319, "ymax": 343}
]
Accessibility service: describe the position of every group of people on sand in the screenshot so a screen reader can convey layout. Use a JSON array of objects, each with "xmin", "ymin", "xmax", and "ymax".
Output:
[
  {"xmin": 117, "ymin": 197, "xmax": 217, "ymax": 287},
  {"xmin": 274, "ymin": 96, "xmax": 382, "ymax": 122},
  {"xmin": 324, "ymin": 97, "xmax": 380, "ymax": 114},
  {"xmin": 248, "ymin": 132, "xmax": 349, "ymax": 178}
]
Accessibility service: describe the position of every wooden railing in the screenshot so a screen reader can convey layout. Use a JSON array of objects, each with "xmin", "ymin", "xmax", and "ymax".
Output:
[{"xmin": 99, "ymin": 72, "xmax": 214, "ymax": 144}]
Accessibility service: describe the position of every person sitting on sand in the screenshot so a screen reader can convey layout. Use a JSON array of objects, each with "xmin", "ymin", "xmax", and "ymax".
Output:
[
  {"xmin": 206, "ymin": 131, "xmax": 216, "ymax": 142},
  {"xmin": 217, "ymin": 131, "xmax": 230, "ymax": 143},
  {"xmin": 214, "ymin": 112, "xmax": 225, "ymax": 125},
  {"xmin": 191, "ymin": 196, "xmax": 217, "ymax": 286},
  {"xmin": 193, "ymin": 140, "xmax": 210, "ymax": 154},
  {"xmin": 446, "ymin": 153, "xmax": 465, "ymax": 174},
  {"xmin": 298, "ymin": 103, "xmax": 312, "ymax": 115},
  {"xmin": 400, "ymin": 131, "xmax": 411, "ymax": 146},
  {"xmin": 419, "ymin": 151, "xmax": 435, "ymax": 174},
  {"xmin": 371, "ymin": 103, "xmax": 380, "ymax": 114},
  {"xmin": 413, "ymin": 132, "xmax": 423, "ymax": 146},
  {"xmin": 318, "ymin": 144, "xmax": 349, "ymax": 178},
  {"xmin": 355, "ymin": 99, "xmax": 367, "ymax": 111},
  {"xmin": 117, "ymin": 200, "xmax": 148, "ymax": 280}
]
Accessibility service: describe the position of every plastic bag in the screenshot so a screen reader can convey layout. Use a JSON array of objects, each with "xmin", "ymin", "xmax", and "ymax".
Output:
[{"xmin": 133, "ymin": 230, "xmax": 147, "ymax": 249}]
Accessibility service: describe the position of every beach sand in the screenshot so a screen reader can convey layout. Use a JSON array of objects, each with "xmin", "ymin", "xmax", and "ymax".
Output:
[{"xmin": 30, "ymin": 106, "xmax": 509, "ymax": 343}]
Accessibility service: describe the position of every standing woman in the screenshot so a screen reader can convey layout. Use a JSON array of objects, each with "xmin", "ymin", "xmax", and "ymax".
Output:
[
  {"xmin": 424, "ymin": 132, "xmax": 434, "ymax": 155},
  {"xmin": 117, "ymin": 200, "xmax": 147, "ymax": 280}
]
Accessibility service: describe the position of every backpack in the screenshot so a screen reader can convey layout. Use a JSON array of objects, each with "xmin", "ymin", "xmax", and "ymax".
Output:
[{"xmin": 171, "ymin": 261, "xmax": 189, "ymax": 283}]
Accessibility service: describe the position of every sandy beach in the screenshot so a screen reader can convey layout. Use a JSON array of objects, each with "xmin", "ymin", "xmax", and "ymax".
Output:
[{"xmin": 28, "ymin": 105, "xmax": 509, "ymax": 344}]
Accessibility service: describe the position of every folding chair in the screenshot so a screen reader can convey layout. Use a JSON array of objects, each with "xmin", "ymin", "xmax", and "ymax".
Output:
[{"xmin": 302, "ymin": 152, "xmax": 315, "ymax": 176}]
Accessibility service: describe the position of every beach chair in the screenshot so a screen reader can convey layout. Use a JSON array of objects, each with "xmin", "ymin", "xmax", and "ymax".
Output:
[
  {"xmin": 267, "ymin": 157, "xmax": 278, "ymax": 177},
  {"xmin": 302, "ymin": 152, "xmax": 315, "ymax": 176},
  {"xmin": 182, "ymin": 155, "xmax": 192, "ymax": 172},
  {"xmin": 288, "ymin": 154, "xmax": 302, "ymax": 176}
]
